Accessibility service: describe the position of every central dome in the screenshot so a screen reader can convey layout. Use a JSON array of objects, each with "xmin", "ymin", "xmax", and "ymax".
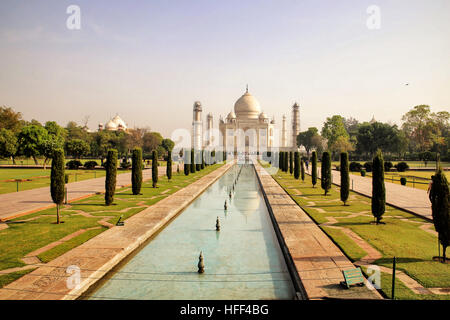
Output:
[{"xmin": 234, "ymin": 91, "xmax": 261, "ymax": 119}]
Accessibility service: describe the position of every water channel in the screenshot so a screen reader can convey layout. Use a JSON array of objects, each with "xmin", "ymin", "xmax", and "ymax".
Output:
[{"xmin": 86, "ymin": 164, "xmax": 295, "ymax": 300}]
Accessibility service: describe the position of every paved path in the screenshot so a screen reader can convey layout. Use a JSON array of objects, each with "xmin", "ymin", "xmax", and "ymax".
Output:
[
  {"xmin": 254, "ymin": 162, "xmax": 381, "ymax": 300},
  {"xmin": 309, "ymin": 167, "xmax": 432, "ymax": 221},
  {"xmin": 0, "ymin": 166, "xmax": 178, "ymax": 221},
  {"xmin": 0, "ymin": 162, "xmax": 234, "ymax": 300}
]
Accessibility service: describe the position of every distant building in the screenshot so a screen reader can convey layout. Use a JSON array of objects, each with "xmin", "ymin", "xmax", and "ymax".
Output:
[{"xmin": 99, "ymin": 115, "xmax": 128, "ymax": 132}]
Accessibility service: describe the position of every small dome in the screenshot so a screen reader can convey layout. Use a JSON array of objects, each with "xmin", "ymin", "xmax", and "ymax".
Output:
[
  {"xmin": 112, "ymin": 115, "xmax": 127, "ymax": 129},
  {"xmin": 234, "ymin": 91, "xmax": 261, "ymax": 119},
  {"xmin": 105, "ymin": 120, "xmax": 117, "ymax": 130},
  {"xmin": 259, "ymin": 112, "xmax": 268, "ymax": 119},
  {"xmin": 226, "ymin": 110, "xmax": 236, "ymax": 119}
]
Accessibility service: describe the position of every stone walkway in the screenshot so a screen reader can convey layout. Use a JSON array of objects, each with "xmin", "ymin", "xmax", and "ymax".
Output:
[
  {"xmin": 309, "ymin": 167, "xmax": 432, "ymax": 221},
  {"xmin": 0, "ymin": 166, "xmax": 178, "ymax": 222},
  {"xmin": 0, "ymin": 161, "xmax": 234, "ymax": 300},
  {"xmin": 254, "ymin": 162, "xmax": 381, "ymax": 300}
]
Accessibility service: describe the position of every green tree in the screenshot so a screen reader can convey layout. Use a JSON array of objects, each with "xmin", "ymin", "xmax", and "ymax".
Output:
[
  {"xmin": 0, "ymin": 128, "xmax": 17, "ymax": 163},
  {"xmin": 340, "ymin": 152, "xmax": 350, "ymax": 205},
  {"xmin": 321, "ymin": 152, "xmax": 331, "ymax": 195},
  {"xmin": 105, "ymin": 149, "xmax": 118, "ymax": 205},
  {"xmin": 167, "ymin": 150, "xmax": 173, "ymax": 180},
  {"xmin": 356, "ymin": 122, "xmax": 402, "ymax": 156},
  {"xmin": 201, "ymin": 150, "xmax": 205, "ymax": 170},
  {"xmin": 429, "ymin": 162, "xmax": 450, "ymax": 262},
  {"xmin": 278, "ymin": 152, "xmax": 282, "ymax": 169},
  {"xmin": 131, "ymin": 147, "xmax": 143, "ymax": 195},
  {"xmin": 294, "ymin": 151, "xmax": 300, "ymax": 179},
  {"xmin": 371, "ymin": 150, "xmax": 386, "ymax": 224},
  {"xmin": 152, "ymin": 150, "xmax": 158, "ymax": 188},
  {"xmin": 17, "ymin": 125, "xmax": 48, "ymax": 164},
  {"xmin": 321, "ymin": 115, "xmax": 349, "ymax": 153},
  {"xmin": 161, "ymin": 138, "xmax": 175, "ymax": 152},
  {"xmin": 0, "ymin": 106, "xmax": 24, "ymax": 133},
  {"xmin": 289, "ymin": 151, "xmax": 293, "ymax": 174},
  {"xmin": 50, "ymin": 149, "xmax": 65, "ymax": 224},
  {"xmin": 195, "ymin": 150, "xmax": 201, "ymax": 171},
  {"xmin": 311, "ymin": 151, "xmax": 318, "ymax": 188},
  {"xmin": 143, "ymin": 132, "xmax": 163, "ymax": 154},
  {"xmin": 65, "ymin": 139, "xmax": 90, "ymax": 159},
  {"xmin": 297, "ymin": 127, "xmax": 319, "ymax": 157}
]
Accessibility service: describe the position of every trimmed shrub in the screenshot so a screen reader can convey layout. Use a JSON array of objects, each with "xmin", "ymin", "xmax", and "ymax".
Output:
[
  {"xmin": 51, "ymin": 149, "xmax": 65, "ymax": 224},
  {"xmin": 167, "ymin": 150, "xmax": 173, "ymax": 180},
  {"xmin": 429, "ymin": 164, "xmax": 450, "ymax": 262},
  {"xmin": 321, "ymin": 152, "xmax": 331, "ymax": 195},
  {"xmin": 294, "ymin": 152, "xmax": 300, "ymax": 179},
  {"xmin": 190, "ymin": 148, "xmax": 195, "ymax": 173},
  {"xmin": 360, "ymin": 170, "xmax": 366, "ymax": 177},
  {"xmin": 66, "ymin": 159, "xmax": 82, "ymax": 170},
  {"xmin": 84, "ymin": 160, "xmax": 98, "ymax": 170},
  {"xmin": 400, "ymin": 177, "xmax": 407, "ymax": 185},
  {"xmin": 184, "ymin": 149, "xmax": 190, "ymax": 176},
  {"xmin": 289, "ymin": 151, "xmax": 293, "ymax": 175},
  {"xmin": 105, "ymin": 149, "xmax": 118, "ymax": 206},
  {"xmin": 311, "ymin": 151, "xmax": 317, "ymax": 188},
  {"xmin": 201, "ymin": 150, "xmax": 205, "ymax": 170},
  {"xmin": 349, "ymin": 162, "xmax": 362, "ymax": 172},
  {"xmin": 152, "ymin": 150, "xmax": 158, "ymax": 188},
  {"xmin": 132, "ymin": 147, "xmax": 143, "ymax": 195},
  {"xmin": 340, "ymin": 152, "xmax": 350, "ymax": 205},
  {"xmin": 384, "ymin": 161, "xmax": 393, "ymax": 172},
  {"xmin": 372, "ymin": 150, "xmax": 386, "ymax": 224},
  {"xmin": 396, "ymin": 162, "xmax": 409, "ymax": 172},
  {"xmin": 284, "ymin": 152, "xmax": 288, "ymax": 173},
  {"xmin": 363, "ymin": 162, "xmax": 373, "ymax": 173},
  {"xmin": 120, "ymin": 160, "xmax": 131, "ymax": 169},
  {"xmin": 64, "ymin": 173, "xmax": 69, "ymax": 184}
]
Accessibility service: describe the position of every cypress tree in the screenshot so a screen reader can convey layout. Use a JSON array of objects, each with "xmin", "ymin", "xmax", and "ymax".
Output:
[
  {"xmin": 289, "ymin": 151, "xmax": 293, "ymax": 174},
  {"xmin": 105, "ymin": 149, "xmax": 118, "ymax": 206},
  {"xmin": 201, "ymin": 150, "xmax": 205, "ymax": 169},
  {"xmin": 321, "ymin": 151, "xmax": 331, "ymax": 195},
  {"xmin": 152, "ymin": 150, "xmax": 158, "ymax": 188},
  {"xmin": 190, "ymin": 148, "xmax": 195, "ymax": 173},
  {"xmin": 340, "ymin": 152, "xmax": 350, "ymax": 205},
  {"xmin": 166, "ymin": 150, "xmax": 172, "ymax": 180},
  {"xmin": 278, "ymin": 152, "xmax": 282, "ymax": 169},
  {"xmin": 312, "ymin": 151, "xmax": 317, "ymax": 188},
  {"xmin": 51, "ymin": 149, "xmax": 65, "ymax": 224},
  {"xmin": 131, "ymin": 147, "xmax": 143, "ymax": 195},
  {"xmin": 284, "ymin": 152, "xmax": 289, "ymax": 172},
  {"xmin": 196, "ymin": 150, "xmax": 201, "ymax": 171},
  {"xmin": 429, "ymin": 160, "xmax": 450, "ymax": 262},
  {"xmin": 184, "ymin": 149, "xmax": 190, "ymax": 176},
  {"xmin": 294, "ymin": 151, "xmax": 300, "ymax": 179},
  {"xmin": 371, "ymin": 150, "xmax": 386, "ymax": 224},
  {"xmin": 301, "ymin": 159, "xmax": 305, "ymax": 182}
]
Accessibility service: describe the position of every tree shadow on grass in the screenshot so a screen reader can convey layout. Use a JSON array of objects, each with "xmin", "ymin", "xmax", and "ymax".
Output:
[{"xmin": 375, "ymin": 257, "xmax": 426, "ymax": 264}]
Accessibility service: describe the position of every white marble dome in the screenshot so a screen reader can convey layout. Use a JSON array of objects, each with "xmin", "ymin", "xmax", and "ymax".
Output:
[
  {"xmin": 226, "ymin": 110, "xmax": 236, "ymax": 120},
  {"xmin": 105, "ymin": 120, "xmax": 117, "ymax": 130},
  {"xmin": 234, "ymin": 91, "xmax": 261, "ymax": 119}
]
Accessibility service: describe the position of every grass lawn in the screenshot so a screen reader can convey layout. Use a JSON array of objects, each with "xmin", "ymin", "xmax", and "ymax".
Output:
[
  {"xmin": 0, "ymin": 163, "xmax": 222, "ymax": 287},
  {"xmin": 355, "ymin": 170, "xmax": 449, "ymax": 191},
  {"xmin": 0, "ymin": 168, "xmax": 107, "ymax": 194},
  {"xmin": 261, "ymin": 161, "xmax": 450, "ymax": 300},
  {"xmin": 330, "ymin": 160, "xmax": 450, "ymax": 168}
]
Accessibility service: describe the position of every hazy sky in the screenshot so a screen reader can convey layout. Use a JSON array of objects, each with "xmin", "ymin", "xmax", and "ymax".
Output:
[{"xmin": 1, "ymin": 0, "xmax": 449, "ymax": 138}]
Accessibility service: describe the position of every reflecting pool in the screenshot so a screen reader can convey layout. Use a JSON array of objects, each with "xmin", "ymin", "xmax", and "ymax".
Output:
[{"xmin": 87, "ymin": 164, "xmax": 295, "ymax": 300}]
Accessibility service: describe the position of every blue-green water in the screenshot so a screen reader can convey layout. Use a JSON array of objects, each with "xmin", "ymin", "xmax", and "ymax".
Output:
[{"xmin": 88, "ymin": 164, "xmax": 295, "ymax": 300}]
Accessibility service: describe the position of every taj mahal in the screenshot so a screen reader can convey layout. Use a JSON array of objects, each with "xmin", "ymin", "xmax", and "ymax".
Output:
[{"xmin": 191, "ymin": 87, "xmax": 301, "ymax": 155}]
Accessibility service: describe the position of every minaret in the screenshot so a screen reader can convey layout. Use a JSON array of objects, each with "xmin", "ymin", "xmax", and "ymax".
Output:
[
  {"xmin": 291, "ymin": 102, "xmax": 300, "ymax": 149},
  {"xmin": 206, "ymin": 113, "xmax": 213, "ymax": 146},
  {"xmin": 192, "ymin": 101, "xmax": 203, "ymax": 150},
  {"xmin": 281, "ymin": 114, "xmax": 287, "ymax": 148}
]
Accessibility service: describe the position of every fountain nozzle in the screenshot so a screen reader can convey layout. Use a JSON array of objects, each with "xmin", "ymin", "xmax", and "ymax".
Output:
[
  {"xmin": 198, "ymin": 251, "xmax": 205, "ymax": 273},
  {"xmin": 216, "ymin": 216, "xmax": 221, "ymax": 231}
]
